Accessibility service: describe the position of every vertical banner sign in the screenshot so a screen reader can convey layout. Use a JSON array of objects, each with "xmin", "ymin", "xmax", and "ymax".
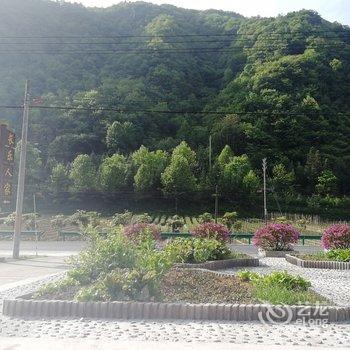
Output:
[{"xmin": 0, "ymin": 124, "xmax": 15, "ymax": 206}]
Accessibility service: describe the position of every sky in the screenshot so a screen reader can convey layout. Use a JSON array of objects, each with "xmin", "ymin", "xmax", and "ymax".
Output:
[{"xmin": 65, "ymin": 0, "xmax": 350, "ymax": 25}]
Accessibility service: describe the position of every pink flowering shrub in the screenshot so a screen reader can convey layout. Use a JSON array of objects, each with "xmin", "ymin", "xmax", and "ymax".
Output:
[
  {"xmin": 191, "ymin": 222, "xmax": 230, "ymax": 242},
  {"xmin": 322, "ymin": 224, "xmax": 350, "ymax": 250},
  {"xmin": 253, "ymin": 223, "xmax": 300, "ymax": 251},
  {"xmin": 123, "ymin": 223, "xmax": 161, "ymax": 242}
]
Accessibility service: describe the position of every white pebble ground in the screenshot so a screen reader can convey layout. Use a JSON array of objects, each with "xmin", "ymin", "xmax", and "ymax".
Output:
[
  {"xmin": 0, "ymin": 262, "xmax": 349, "ymax": 348},
  {"xmin": 223, "ymin": 257, "xmax": 350, "ymax": 306}
]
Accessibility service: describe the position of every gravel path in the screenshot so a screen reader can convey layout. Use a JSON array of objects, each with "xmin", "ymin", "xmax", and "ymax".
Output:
[
  {"xmin": 0, "ymin": 271, "xmax": 349, "ymax": 347},
  {"xmin": 222, "ymin": 258, "xmax": 350, "ymax": 306}
]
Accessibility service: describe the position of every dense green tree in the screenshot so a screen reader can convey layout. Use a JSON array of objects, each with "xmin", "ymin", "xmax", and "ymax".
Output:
[
  {"xmin": 106, "ymin": 121, "xmax": 141, "ymax": 154},
  {"xmin": 50, "ymin": 163, "xmax": 70, "ymax": 194},
  {"xmin": 1, "ymin": 1, "xmax": 350, "ymax": 207},
  {"xmin": 133, "ymin": 147, "xmax": 168, "ymax": 192},
  {"xmin": 161, "ymin": 155, "xmax": 197, "ymax": 196},
  {"xmin": 69, "ymin": 154, "xmax": 97, "ymax": 192},
  {"xmin": 99, "ymin": 154, "xmax": 128, "ymax": 192},
  {"xmin": 271, "ymin": 164, "xmax": 295, "ymax": 195},
  {"xmin": 316, "ymin": 170, "xmax": 338, "ymax": 196}
]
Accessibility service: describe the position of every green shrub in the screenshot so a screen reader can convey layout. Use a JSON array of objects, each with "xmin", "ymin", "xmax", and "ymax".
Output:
[
  {"xmin": 237, "ymin": 270, "xmax": 317, "ymax": 305},
  {"xmin": 111, "ymin": 210, "xmax": 133, "ymax": 226},
  {"xmin": 236, "ymin": 270, "xmax": 260, "ymax": 282},
  {"xmin": 75, "ymin": 281, "xmax": 110, "ymax": 301},
  {"xmin": 326, "ymin": 249, "xmax": 350, "ymax": 262},
  {"xmin": 198, "ymin": 212, "xmax": 214, "ymax": 223},
  {"xmin": 35, "ymin": 277, "xmax": 79, "ymax": 298},
  {"xmin": 164, "ymin": 237, "xmax": 232, "ymax": 263},
  {"xmin": 68, "ymin": 229, "xmax": 136, "ymax": 284},
  {"xmin": 261, "ymin": 271, "xmax": 311, "ymax": 291},
  {"xmin": 222, "ymin": 211, "xmax": 238, "ymax": 229}
]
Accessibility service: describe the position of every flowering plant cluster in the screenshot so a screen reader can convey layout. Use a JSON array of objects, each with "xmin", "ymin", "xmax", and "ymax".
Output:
[
  {"xmin": 191, "ymin": 222, "xmax": 230, "ymax": 242},
  {"xmin": 123, "ymin": 223, "xmax": 161, "ymax": 242},
  {"xmin": 253, "ymin": 223, "xmax": 300, "ymax": 251},
  {"xmin": 322, "ymin": 224, "xmax": 350, "ymax": 250}
]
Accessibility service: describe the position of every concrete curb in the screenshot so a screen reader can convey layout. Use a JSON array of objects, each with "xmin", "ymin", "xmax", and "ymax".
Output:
[
  {"xmin": 3, "ymin": 298, "xmax": 350, "ymax": 322},
  {"xmin": 174, "ymin": 258, "xmax": 259, "ymax": 270},
  {"xmin": 286, "ymin": 254, "xmax": 350, "ymax": 270}
]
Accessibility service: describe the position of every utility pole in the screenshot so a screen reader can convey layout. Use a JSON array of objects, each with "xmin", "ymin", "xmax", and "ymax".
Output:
[
  {"xmin": 13, "ymin": 80, "xmax": 30, "ymax": 259},
  {"xmin": 214, "ymin": 185, "xmax": 219, "ymax": 223},
  {"xmin": 209, "ymin": 135, "xmax": 212, "ymax": 172},
  {"xmin": 262, "ymin": 158, "xmax": 268, "ymax": 224}
]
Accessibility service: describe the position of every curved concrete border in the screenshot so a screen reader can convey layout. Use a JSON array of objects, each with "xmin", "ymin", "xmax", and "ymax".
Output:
[
  {"xmin": 3, "ymin": 298, "xmax": 350, "ymax": 322},
  {"xmin": 286, "ymin": 254, "xmax": 350, "ymax": 270},
  {"xmin": 174, "ymin": 258, "xmax": 259, "ymax": 270}
]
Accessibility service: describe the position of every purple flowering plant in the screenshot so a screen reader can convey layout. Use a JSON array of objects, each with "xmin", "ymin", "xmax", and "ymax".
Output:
[
  {"xmin": 253, "ymin": 223, "xmax": 300, "ymax": 251},
  {"xmin": 191, "ymin": 222, "xmax": 230, "ymax": 242},
  {"xmin": 322, "ymin": 224, "xmax": 350, "ymax": 250}
]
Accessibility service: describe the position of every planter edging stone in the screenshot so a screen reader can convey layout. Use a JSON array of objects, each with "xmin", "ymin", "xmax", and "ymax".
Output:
[
  {"xmin": 3, "ymin": 298, "xmax": 350, "ymax": 322},
  {"xmin": 174, "ymin": 258, "xmax": 259, "ymax": 270},
  {"xmin": 286, "ymin": 254, "xmax": 350, "ymax": 270}
]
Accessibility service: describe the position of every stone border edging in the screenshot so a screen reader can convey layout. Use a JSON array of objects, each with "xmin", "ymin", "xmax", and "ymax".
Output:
[
  {"xmin": 173, "ymin": 258, "xmax": 259, "ymax": 270},
  {"xmin": 286, "ymin": 254, "xmax": 350, "ymax": 270},
  {"xmin": 3, "ymin": 298, "xmax": 350, "ymax": 322}
]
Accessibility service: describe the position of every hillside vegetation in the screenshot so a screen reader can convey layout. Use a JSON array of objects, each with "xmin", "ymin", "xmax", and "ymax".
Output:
[{"xmin": 1, "ymin": 0, "xmax": 350, "ymax": 215}]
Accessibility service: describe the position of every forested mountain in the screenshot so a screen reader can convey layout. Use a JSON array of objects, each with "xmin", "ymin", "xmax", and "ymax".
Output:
[{"xmin": 1, "ymin": 0, "xmax": 350, "ymax": 214}]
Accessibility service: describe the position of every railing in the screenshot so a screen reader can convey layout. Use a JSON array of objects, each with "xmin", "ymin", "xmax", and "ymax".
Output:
[
  {"xmin": 59, "ymin": 231, "xmax": 321, "ymax": 245},
  {"xmin": 0, "ymin": 230, "xmax": 43, "ymax": 240}
]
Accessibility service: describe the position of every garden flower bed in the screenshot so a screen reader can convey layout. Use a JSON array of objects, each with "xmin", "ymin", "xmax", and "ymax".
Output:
[
  {"xmin": 286, "ymin": 249, "xmax": 350, "ymax": 270},
  {"xmin": 5, "ymin": 222, "xmax": 349, "ymax": 322},
  {"xmin": 286, "ymin": 224, "xmax": 350, "ymax": 269}
]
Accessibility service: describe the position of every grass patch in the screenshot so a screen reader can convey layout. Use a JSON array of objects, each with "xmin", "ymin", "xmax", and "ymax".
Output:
[
  {"xmin": 298, "ymin": 249, "xmax": 350, "ymax": 262},
  {"xmin": 252, "ymin": 282, "xmax": 329, "ymax": 305},
  {"xmin": 237, "ymin": 270, "xmax": 330, "ymax": 305}
]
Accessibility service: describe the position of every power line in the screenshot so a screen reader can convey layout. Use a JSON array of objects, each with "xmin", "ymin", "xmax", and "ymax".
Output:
[
  {"xmin": 0, "ymin": 42, "xmax": 347, "ymax": 55},
  {"xmin": 0, "ymin": 28, "xmax": 350, "ymax": 39},
  {"xmin": 0, "ymin": 104, "xmax": 348, "ymax": 117},
  {"xmin": 0, "ymin": 34, "xmax": 349, "ymax": 45}
]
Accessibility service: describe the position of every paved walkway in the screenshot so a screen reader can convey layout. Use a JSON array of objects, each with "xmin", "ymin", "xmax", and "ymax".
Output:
[
  {"xmin": 0, "ymin": 256, "xmax": 68, "ymax": 289},
  {"xmin": 0, "ymin": 338, "xmax": 346, "ymax": 350},
  {"xmin": 0, "ymin": 241, "xmax": 85, "ymax": 257}
]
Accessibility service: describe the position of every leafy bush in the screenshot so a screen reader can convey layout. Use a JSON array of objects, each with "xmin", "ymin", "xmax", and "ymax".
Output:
[
  {"xmin": 237, "ymin": 270, "xmax": 311, "ymax": 291},
  {"xmin": 133, "ymin": 213, "xmax": 152, "ymax": 224},
  {"xmin": 67, "ymin": 210, "xmax": 101, "ymax": 228},
  {"xmin": 111, "ymin": 210, "xmax": 133, "ymax": 226},
  {"xmin": 35, "ymin": 277, "xmax": 79, "ymax": 298},
  {"xmin": 222, "ymin": 211, "xmax": 238, "ymax": 229},
  {"xmin": 326, "ymin": 249, "xmax": 350, "ymax": 262},
  {"xmin": 253, "ymin": 223, "xmax": 300, "ymax": 251},
  {"xmin": 68, "ymin": 229, "xmax": 137, "ymax": 284},
  {"xmin": 75, "ymin": 281, "xmax": 109, "ymax": 302},
  {"xmin": 169, "ymin": 215, "xmax": 184, "ymax": 232},
  {"xmin": 236, "ymin": 270, "xmax": 315, "ymax": 304},
  {"xmin": 261, "ymin": 271, "xmax": 311, "ymax": 291},
  {"xmin": 164, "ymin": 237, "xmax": 232, "ymax": 263},
  {"xmin": 236, "ymin": 270, "xmax": 260, "ymax": 282},
  {"xmin": 232, "ymin": 220, "xmax": 243, "ymax": 232},
  {"xmin": 198, "ymin": 212, "xmax": 214, "ymax": 223},
  {"xmin": 322, "ymin": 224, "xmax": 350, "ymax": 249},
  {"xmin": 191, "ymin": 222, "xmax": 230, "ymax": 242},
  {"xmin": 123, "ymin": 223, "xmax": 161, "ymax": 243}
]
